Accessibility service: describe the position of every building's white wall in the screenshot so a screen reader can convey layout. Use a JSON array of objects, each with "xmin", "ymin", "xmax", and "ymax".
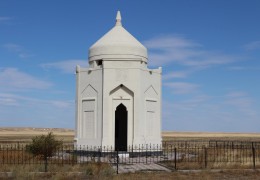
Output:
[
  {"xmin": 75, "ymin": 66, "xmax": 103, "ymax": 147},
  {"xmin": 132, "ymin": 66, "xmax": 162, "ymax": 146},
  {"xmin": 101, "ymin": 60, "xmax": 162, "ymax": 149},
  {"xmin": 102, "ymin": 60, "xmax": 138, "ymax": 148},
  {"xmin": 142, "ymin": 69, "xmax": 162, "ymax": 145},
  {"xmin": 75, "ymin": 59, "xmax": 162, "ymax": 149}
]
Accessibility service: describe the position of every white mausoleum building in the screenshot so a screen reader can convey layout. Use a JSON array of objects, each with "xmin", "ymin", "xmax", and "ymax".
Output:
[{"xmin": 75, "ymin": 11, "xmax": 162, "ymax": 151}]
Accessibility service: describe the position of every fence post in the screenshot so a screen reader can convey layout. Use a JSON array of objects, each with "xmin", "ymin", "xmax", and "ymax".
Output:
[
  {"xmin": 204, "ymin": 146, "xmax": 207, "ymax": 169},
  {"xmin": 252, "ymin": 142, "xmax": 256, "ymax": 169},
  {"xmin": 146, "ymin": 144, "xmax": 148, "ymax": 164},
  {"xmin": 62, "ymin": 145, "xmax": 64, "ymax": 165},
  {"xmin": 7, "ymin": 145, "xmax": 9, "ymax": 164},
  {"xmin": 44, "ymin": 139, "xmax": 48, "ymax": 172},
  {"xmin": 98, "ymin": 147, "xmax": 101, "ymax": 163},
  {"xmin": 116, "ymin": 149, "xmax": 119, "ymax": 174},
  {"xmin": 174, "ymin": 147, "xmax": 177, "ymax": 170}
]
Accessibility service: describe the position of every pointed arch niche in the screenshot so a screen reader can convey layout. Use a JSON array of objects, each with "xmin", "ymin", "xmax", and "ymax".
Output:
[
  {"xmin": 80, "ymin": 85, "xmax": 98, "ymax": 139},
  {"xmin": 144, "ymin": 85, "xmax": 158, "ymax": 138},
  {"xmin": 109, "ymin": 84, "xmax": 134, "ymax": 150},
  {"xmin": 115, "ymin": 103, "xmax": 128, "ymax": 151}
]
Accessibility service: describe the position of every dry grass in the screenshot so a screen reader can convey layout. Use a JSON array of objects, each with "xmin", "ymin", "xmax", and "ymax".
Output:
[
  {"xmin": 161, "ymin": 146, "xmax": 260, "ymax": 170},
  {"xmin": 1, "ymin": 128, "xmax": 260, "ymax": 179},
  {"xmin": 0, "ymin": 149, "xmax": 33, "ymax": 164},
  {"xmin": 0, "ymin": 127, "xmax": 74, "ymax": 143},
  {"xmin": 0, "ymin": 163, "xmax": 115, "ymax": 179},
  {"xmin": 0, "ymin": 150, "xmax": 78, "ymax": 165},
  {"xmin": 113, "ymin": 170, "xmax": 260, "ymax": 180},
  {"xmin": 163, "ymin": 131, "xmax": 260, "ymax": 141},
  {"xmin": 1, "ymin": 127, "xmax": 260, "ymax": 142},
  {"xmin": 1, "ymin": 164, "xmax": 260, "ymax": 180}
]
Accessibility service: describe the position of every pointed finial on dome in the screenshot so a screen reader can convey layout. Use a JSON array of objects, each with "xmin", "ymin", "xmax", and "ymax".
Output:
[{"xmin": 115, "ymin": 11, "xmax": 122, "ymax": 26}]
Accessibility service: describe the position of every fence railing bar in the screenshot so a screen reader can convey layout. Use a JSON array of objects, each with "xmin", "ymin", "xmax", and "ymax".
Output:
[{"xmin": 0, "ymin": 141, "xmax": 260, "ymax": 171}]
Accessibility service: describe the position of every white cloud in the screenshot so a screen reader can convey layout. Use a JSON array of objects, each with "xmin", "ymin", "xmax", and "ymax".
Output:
[
  {"xmin": 41, "ymin": 60, "xmax": 88, "ymax": 74},
  {"xmin": 0, "ymin": 96, "xmax": 19, "ymax": 106},
  {"xmin": 3, "ymin": 43, "xmax": 33, "ymax": 58},
  {"xmin": 19, "ymin": 53, "xmax": 33, "ymax": 58},
  {"xmin": 244, "ymin": 41, "xmax": 260, "ymax": 50},
  {"xmin": 0, "ymin": 68, "xmax": 52, "ymax": 90},
  {"xmin": 162, "ymin": 95, "xmax": 218, "ymax": 131},
  {"xmin": 144, "ymin": 35, "xmax": 238, "ymax": 67},
  {"xmin": 0, "ymin": 93, "xmax": 22, "ymax": 106},
  {"xmin": 144, "ymin": 35, "xmax": 201, "ymax": 49},
  {"xmin": 226, "ymin": 66, "xmax": 260, "ymax": 71},
  {"xmin": 50, "ymin": 100, "xmax": 72, "ymax": 108},
  {"xmin": 3, "ymin": 43, "xmax": 21, "ymax": 51},
  {"xmin": 226, "ymin": 91, "xmax": 248, "ymax": 98},
  {"xmin": 170, "ymin": 95, "xmax": 210, "ymax": 110},
  {"xmin": 162, "ymin": 91, "xmax": 260, "ymax": 132},
  {"xmin": 0, "ymin": 93, "xmax": 73, "ymax": 109},
  {"xmin": 164, "ymin": 82, "xmax": 199, "ymax": 94},
  {"xmin": 227, "ymin": 66, "xmax": 247, "ymax": 71},
  {"xmin": 224, "ymin": 91, "xmax": 257, "ymax": 117},
  {"xmin": 0, "ymin": 17, "xmax": 12, "ymax": 22},
  {"xmin": 163, "ymin": 71, "xmax": 189, "ymax": 79},
  {"xmin": 163, "ymin": 67, "xmax": 205, "ymax": 80},
  {"xmin": 0, "ymin": 92, "xmax": 74, "ymax": 128}
]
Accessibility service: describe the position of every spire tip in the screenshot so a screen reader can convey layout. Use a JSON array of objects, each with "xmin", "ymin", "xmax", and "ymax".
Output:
[{"xmin": 116, "ymin": 11, "xmax": 122, "ymax": 26}]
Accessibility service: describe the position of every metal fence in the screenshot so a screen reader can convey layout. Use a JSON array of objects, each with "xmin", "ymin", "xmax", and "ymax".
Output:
[
  {"xmin": 163, "ymin": 141, "xmax": 260, "ymax": 170},
  {"xmin": 0, "ymin": 141, "xmax": 259, "ymax": 171}
]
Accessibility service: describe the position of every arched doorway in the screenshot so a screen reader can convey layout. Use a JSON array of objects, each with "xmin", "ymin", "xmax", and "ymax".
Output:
[{"xmin": 115, "ymin": 103, "xmax": 127, "ymax": 151}]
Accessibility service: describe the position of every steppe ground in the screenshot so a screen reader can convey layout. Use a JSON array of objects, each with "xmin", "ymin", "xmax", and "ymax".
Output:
[
  {"xmin": 1, "ymin": 127, "xmax": 260, "ymax": 142},
  {"xmin": 0, "ymin": 127, "xmax": 260, "ymax": 179}
]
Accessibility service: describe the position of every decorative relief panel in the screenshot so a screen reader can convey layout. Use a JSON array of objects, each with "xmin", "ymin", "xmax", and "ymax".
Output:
[
  {"xmin": 82, "ymin": 85, "xmax": 97, "ymax": 97},
  {"xmin": 82, "ymin": 99, "xmax": 96, "ymax": 139},
  {"xmin": 146, "ymin": 100, "xmax": 156, "ymax": 136}
]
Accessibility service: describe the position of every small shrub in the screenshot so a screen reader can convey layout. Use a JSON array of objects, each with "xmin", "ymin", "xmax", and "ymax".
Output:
[
  {"xmin": 26, "ymin": 132, "xmax": 63, "ymax": 159},
  {"xmin": 26, "ymin": 132, "xmax": 63, "ymax": 172}
]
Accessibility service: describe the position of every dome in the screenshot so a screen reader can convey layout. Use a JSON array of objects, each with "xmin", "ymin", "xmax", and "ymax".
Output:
[{"xmin": 88, "ymin": 11, "xmax": 148, "ymax": 62}]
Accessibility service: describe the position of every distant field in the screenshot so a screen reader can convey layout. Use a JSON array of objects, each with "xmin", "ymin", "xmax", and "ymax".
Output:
[
  {"xmin": 0, "ymin": 127, "xmax": 74, "ymax": 142},
  {"xmin": 0, "ymin": 127, "xmax": 260, "ymax": 142},
  {"xmin": 163, "ymin": 131, "xmax": 260, "ymax": 141}
]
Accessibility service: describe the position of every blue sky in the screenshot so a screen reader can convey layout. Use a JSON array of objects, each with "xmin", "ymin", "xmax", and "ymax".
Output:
[{"xmin": 0, "ymin": 0, "xmax": 260, "ymax": 132}]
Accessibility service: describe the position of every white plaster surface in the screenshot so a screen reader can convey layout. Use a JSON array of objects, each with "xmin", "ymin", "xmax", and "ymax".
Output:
[
  {"xmin": 89, "ymin": 11, "xmax": 147, "ymax": 63},
  {"xmin": 75, "ymin": 11, "xmax": 162, "ymax": 150}
]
